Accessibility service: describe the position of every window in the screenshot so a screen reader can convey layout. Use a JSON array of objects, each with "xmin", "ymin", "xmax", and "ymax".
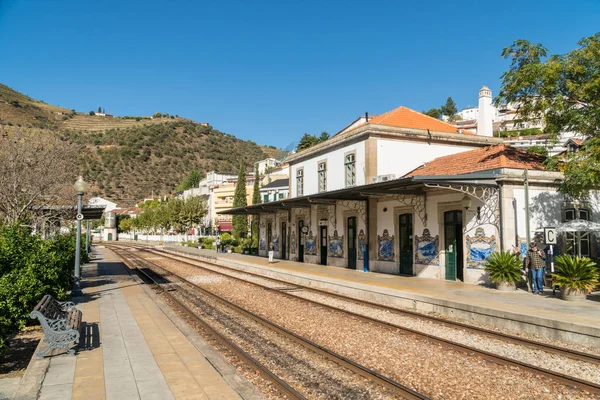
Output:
[
  {"xmin": 296, "ymin": 169, "xmax": 304, "ymax": 196},
  {"xmin": 318, "ymin": 162, "xmax": 327, "ymax": 192},
  {"xmin": 263, "ymin": 194, "xmax": 269, "ymax": 203},
  {"xmin": 278, "ymin": 192, "xmax": 284, "ymax": 199},
  {"xmin": 345, "ymin": 153, "xmax": 356, "ymax": 187},
  {"xmin": 564, "ymin": 207, "xmax": 592, "ymax": 256}
]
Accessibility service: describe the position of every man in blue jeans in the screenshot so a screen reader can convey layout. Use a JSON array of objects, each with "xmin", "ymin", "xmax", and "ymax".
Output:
[{"xmin": 525, "ymin": 241, "xmax": 546, "ymax": 294}]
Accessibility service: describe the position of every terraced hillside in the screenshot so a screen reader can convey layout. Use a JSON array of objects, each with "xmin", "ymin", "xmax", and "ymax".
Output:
[{"xmin": 0, "ymin": 84, "xmax": 269, "ymax": 203}]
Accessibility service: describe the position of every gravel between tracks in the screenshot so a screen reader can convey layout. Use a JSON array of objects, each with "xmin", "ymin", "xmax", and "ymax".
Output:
[
  {"xmin": 136, "ymin": 250, "xmax": 599, "ymax": 400},
  {"xmin": 151, "ymin": 262, "xmax": 404, "ymax": 399}
]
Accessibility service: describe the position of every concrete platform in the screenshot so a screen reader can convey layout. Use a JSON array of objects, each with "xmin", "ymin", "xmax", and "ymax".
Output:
[
  {"xmin": 10, "ymin": 247, "xmax": 262, "ymax": 400},
  {"xmin": 159, "ymin": 244, "xmax": 600, "ymax": 349}
]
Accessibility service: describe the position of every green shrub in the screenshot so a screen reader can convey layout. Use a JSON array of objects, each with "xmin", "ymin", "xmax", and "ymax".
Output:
[
  {"xmin": 484, "ymin": 251, "xmax": 522, "ymax": 283},
  {"xmin": 552, "ymin": 255, "xmax": 599, "ymax": 292},
  {"xmin": 0, "ymin": 226, "xmax": 80, "ymax": 354},
  {"xmin": 220, "ymin": 232, "xmax": 233, "ymax": 247}
]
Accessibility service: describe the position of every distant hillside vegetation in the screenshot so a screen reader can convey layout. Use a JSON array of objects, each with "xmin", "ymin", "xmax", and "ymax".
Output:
[{"xmin": 0, "ymin": 84, "xmax": 269, "ymax": 203}]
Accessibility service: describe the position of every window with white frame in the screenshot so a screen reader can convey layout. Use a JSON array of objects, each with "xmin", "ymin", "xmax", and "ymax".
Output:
[
  {"xmin": 318, "ymin": 162, "xmax": 327, "ymax": 192},
  {"xmin": 296, "ymin": 169, "xmax": 304, "ymax": 196},
  {"xmin": 345, "ymin": 153, "xmax": 356, "ymax": 187},
  {"xmin": 564, "ymin": 207, "xmax": 592, "ymax": 256}
]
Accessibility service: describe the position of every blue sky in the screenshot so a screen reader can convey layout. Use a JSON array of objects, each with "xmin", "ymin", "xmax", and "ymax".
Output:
[{"xmin": 0, "ymin": 0, "xmax": 598, "ymax": 148}]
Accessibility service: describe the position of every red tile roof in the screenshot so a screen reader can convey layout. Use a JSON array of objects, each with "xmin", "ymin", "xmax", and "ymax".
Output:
[
  {"xmin": 368, "ymin": 106, "xmax": 474, "ymax": 134},
  {"xmin": 406, "ymin": 144, "xmax": 545, "ymax": 177}
]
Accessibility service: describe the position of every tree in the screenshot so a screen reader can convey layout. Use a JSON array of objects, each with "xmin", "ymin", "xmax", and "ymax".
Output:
[
  {"xmin": 175, "ymin": 169, "xmax": 203, "ymax": 191},
  {"xmin": 0, "ymin": 128, "xmax": 77, "ymax": 224},
  {"xmin": 97, "ymin": 106, "xmax": 102, "ymax": 113},
  {"xmin": 318, "ymin": 131, "xmax": 330, "ymax": 143},
  {"xmin": 423, "ymin": 108, "xmax": 442, "ymax": 119},
  {"xmin": 440, "ymin": 97, "xmax": 458, "ymax": 119},
  {"xmin": 496, "ymin": 33, "xmax": 600, "ymax": 197},
  {"xmin": 296, "ymin": 133, "xmax": 319, "ymax": 152},
  {"xmin": 118, "ymin": 216, "xmax": 133, "ymax": 233},
  {"xmin": 251, "ymin": 165, "xmax": 261, "ymax": 247},
  {"xmin": 180, "ymin": 196, "xmax": 206, "ymax": 241},
  {"xmin": 89, "ymin": 111, "xmax": 95, "ymax": 116},
  {"xmin": 232, "ymin": 162, "xmax": 248, "ymax": 238}
]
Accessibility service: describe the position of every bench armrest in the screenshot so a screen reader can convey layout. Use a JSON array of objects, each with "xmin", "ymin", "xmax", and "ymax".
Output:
[{"xmin": 58, "ymin": 301, "xmax": 76, "ymax": 312}]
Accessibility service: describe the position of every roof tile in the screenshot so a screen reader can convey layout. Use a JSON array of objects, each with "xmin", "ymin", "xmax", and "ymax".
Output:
[
  {"xmin": 406, "ymin": 144, "xmax": 545, "ymax": 177},
  {"xmin": 368, "ymin": 106, "xmax": 474, "ymax": 134}
]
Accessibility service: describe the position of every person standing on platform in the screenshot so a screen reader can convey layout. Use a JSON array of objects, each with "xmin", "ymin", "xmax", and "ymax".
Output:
[
  {"xmin": 268, "ymin": 241, "xmax": 274, "ymax": 263},
  {"xmin": 525, "ymin": 241, "xmax": 546, "ymax": 295},
  {"xmin": 215, "ymin": 237, "xmax": 221, "ymax": 253}
]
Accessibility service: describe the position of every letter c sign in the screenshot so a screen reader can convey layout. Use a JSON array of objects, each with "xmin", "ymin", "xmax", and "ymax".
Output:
[{"xmin": 544, "ymin": 228, "xmax": 557, "ymax": 245}]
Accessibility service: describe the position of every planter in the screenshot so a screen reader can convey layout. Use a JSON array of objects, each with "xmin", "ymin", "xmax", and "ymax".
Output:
[
  {"xmin": 495, "ymin": 281, "xmax": 516, "ymax": 291},
  {"xmin": 561, "ymin": 287, "xmax": 588, "ymax": 301}
]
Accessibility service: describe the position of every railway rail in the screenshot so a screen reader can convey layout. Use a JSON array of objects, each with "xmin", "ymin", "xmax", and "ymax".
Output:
[
  {"xmin": 110, "ymin": 245, "xmax": 428, "ymax": 400},
  {"xmin": 107, "ymin": 242, "xmax": 600, "ymax": 396}
]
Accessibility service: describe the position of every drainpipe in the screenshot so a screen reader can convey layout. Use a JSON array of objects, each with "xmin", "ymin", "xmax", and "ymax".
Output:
[
  {"xmin": 364, "ymin": 199, "xmax": 370, "ymax": 272},
  {"xmin": 523, "ymin": 170, "xmax": 531, "ymax": 245},
  {"xmin": 497, "ymin": 183, "xmax": 504, "ymax": 252}
]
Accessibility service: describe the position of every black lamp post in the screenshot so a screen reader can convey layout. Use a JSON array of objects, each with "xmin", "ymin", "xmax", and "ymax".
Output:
[{"xmin": 74, "ymin": 176, "xmax": 88, "ymax": 283}]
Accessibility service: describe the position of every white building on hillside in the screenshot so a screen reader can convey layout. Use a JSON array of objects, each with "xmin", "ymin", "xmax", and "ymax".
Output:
[{"xmin": 254, "ymin": 158, "xmax": 281, "ymax": 175}]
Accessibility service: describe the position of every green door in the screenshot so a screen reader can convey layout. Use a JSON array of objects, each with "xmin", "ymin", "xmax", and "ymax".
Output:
[
  {"xmin": 107, "ymin": 233, "xmax": 113, "ymax": 241},
  {"xmin": 399, "ymin": 214, "xmax": 413, "ymax": 275},
  {"xmin": 347, "ymin": 217, "xmax": 357, "ymax": 270},
  {"xmin": 320, "ymin": 226, "xmax": 327, "ymax": 265},
  {"xmin": 298, "ymin": 220, "xmax": 304, "ymax": 262},
  {"xmin": 444, "ymin": 210, "xmax": 463, "ymax": 281}
]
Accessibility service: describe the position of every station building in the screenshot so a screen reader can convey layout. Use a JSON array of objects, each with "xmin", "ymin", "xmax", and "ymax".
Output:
[{"xmin": 221, "ymin": 88, "xmax": 600, "ymax": 284}]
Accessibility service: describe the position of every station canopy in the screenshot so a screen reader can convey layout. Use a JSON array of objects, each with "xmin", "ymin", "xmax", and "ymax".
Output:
[
  {"xmin": 28, "ymin": 205, "xmax": 107, "ymax": 220},
  {"xmin": 219, "ymin": 171, "xmax": 500, "ymax": 216}
]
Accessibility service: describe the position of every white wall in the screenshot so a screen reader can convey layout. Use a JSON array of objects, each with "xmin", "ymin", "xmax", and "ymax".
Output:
[
  {"xmin": 376, "ymin": 139, "xmax": 478, "ymax": 178},
  {"xmin": 290, "ymin": 141, "xmax": 366, "ymax": 197}
]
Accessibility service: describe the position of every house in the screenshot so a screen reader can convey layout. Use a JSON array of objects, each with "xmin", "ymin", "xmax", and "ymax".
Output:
[
  {"xmin": 254, "ymin": 158, "xmax": 281, "ymax": 175},
  {"xmin": 221, "ymin": 99, "xmax": 599, "ymax": 284},
  {"xmin": 259, "ymin": 178, "xmax": 289, "ymax": 203}
]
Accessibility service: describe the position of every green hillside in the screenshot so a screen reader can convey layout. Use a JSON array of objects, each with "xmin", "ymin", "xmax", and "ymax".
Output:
[{"xmin": 0, "ymin": 84, "xmax": 269, "ymax": 203}]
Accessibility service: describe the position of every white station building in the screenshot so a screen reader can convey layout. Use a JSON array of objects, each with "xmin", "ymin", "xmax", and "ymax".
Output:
[{"xmin": 222, "ymin": 88, "xmax": 599, "ymax": 284}]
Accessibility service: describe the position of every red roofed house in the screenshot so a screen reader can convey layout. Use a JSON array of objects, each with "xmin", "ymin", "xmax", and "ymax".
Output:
[{"xmin": 220, "ymin": 101, "xmax": 598, "ymax": 285}]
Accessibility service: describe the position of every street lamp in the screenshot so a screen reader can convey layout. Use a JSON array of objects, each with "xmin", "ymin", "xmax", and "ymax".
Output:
[{"xmin": 74, "ymin": 176, "xmax": 88, "ymax": 285}]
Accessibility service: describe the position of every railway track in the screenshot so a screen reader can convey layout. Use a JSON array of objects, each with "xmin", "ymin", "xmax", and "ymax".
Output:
[
  {"xmin": 110, "ymin": 245, "xmax": 428, "ymax": 400},
  {"xmin": 108, "ymin": 242, "xmax": 600, "ymax": 396}
]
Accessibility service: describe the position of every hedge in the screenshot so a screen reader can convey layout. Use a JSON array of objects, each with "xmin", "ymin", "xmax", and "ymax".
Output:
[{"xmin": 0, "ymin": 225, "xmax": 86, "ymax": 354}]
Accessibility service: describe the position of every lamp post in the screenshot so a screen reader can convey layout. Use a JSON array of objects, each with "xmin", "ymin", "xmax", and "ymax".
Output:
[{"xmin": 74, "ymin": 176, "xmax": 88, "ymax": 284}]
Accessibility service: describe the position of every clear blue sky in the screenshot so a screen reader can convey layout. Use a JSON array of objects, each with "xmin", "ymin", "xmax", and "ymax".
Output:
[{"xmin": 1, "ymin": 0, "xmax": 598, "ymax": 148}]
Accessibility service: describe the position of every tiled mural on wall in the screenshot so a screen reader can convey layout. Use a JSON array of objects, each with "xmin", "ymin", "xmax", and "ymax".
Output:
[
  {"xmin": 377, "ymin": 229, "xmax": 395, "ymax": 262},
  {"xmin": 259, "ymin": 238, "xmax": 266, "ymax": 251},
  {"xmin": 466, "ymin": 227, "xmax": 496, "ymax": 269},
  {"xmin": 358, "ymin": 229, "xmax": 367, "ymax": 260},
  {"xmin": 328, "ymin": 230, "xmax": 344, "ymax": 258},
  {"xmin": 305, "ymin": 231, "xmax": 317, "ymax": 255},
  {"xmin": 414, "ymin": 228, "xmax": 439, "ymax": 265},
  {"xmin": 290, "ymin": 231, "xmax": 296, "ymax": 254},
  {"xmin": 272, "ymin": 233, "xmax": 279, "ymax": 251}
]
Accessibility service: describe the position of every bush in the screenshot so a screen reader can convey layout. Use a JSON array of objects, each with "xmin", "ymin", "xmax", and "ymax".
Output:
[
  {"xmin": 552, "ymin": 255, "xmax": 599, "ymax": 292},
  {"xmin": 0, "ymin": 226, "xmax": 81, "ymax": 354},
  {"xmin": 484, "ymin": 251, "xmax": 522, "ymax": 283},
  {"xmin": 220, "ymin": 232, "xmax": 233, "ymax": 247}
]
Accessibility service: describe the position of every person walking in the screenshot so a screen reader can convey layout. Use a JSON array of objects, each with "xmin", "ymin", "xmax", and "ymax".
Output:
[
  {"xmin": 268, "ymin": 241, "xmax": 274, "ymax": 263},
  {"xmin": 215, "ymin": 237, "xmax": 221, "ymax": 253},
  {"xmin": 525, "ymin": 241, "xmax": 546, "ymax": 295}
]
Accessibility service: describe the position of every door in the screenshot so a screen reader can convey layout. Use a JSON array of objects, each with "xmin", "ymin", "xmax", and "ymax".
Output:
[
  {"xmin": 107, "ymin": 233, "xmax": 113, "ymax": 241},
  {"xmin": 399, "ymin": 214, "xmax": 413, "ymax": 275},
  {"xmin": 298, "ymin": 220, "xmax": 304, "ymax": 262},
  {"xmin": 281, "ymin": 222, "xmax": 287, "ymax": 259},
  {"xmin": 347, "ymin": 217, "xmax": 357, "ymax": 269},
  {"xmin": 444, "ymin": 210, "xmax": 464, "ymax": 281},
  {"xmin": 267, "ymin": 223, "xmax": 272, "ymax": 248},
  {"xmin": 320, "ymin": 226, "xmax": 327, "ymax": 265}
]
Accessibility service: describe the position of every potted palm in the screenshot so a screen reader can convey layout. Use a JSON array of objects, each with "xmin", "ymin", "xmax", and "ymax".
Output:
[
  {"xmin": 484, "ymin": 251, "xmax": 522, "ymax": 291},
  {"xmin": 552, "ymin": 255, "xmax": 598, "ymax": 301}
]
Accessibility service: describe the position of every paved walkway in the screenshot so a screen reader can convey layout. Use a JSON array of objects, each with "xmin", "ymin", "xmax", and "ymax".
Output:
[
  {"xmin": 33, "ymin": 247, "xmax": 251, "ymax": 400},
  {"xmin": 161, "ymin": 245, "xmax": 600, "ymax": 337}
]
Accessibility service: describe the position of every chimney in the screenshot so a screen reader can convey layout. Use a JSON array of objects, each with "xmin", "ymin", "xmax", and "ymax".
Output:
[{"xmin": 478, "ymin": 86, "xmax": 493, "ymax": 137}]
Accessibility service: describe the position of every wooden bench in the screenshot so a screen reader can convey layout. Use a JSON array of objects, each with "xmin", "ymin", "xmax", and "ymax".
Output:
[{"xmin": 30, "ymin": 294, "xmax": 82, "ymax": 359}]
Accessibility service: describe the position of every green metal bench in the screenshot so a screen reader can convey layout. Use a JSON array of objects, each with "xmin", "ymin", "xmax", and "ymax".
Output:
[{"xmin": 30, "ymin": 294, "xmax": 81, "ymax": 359}]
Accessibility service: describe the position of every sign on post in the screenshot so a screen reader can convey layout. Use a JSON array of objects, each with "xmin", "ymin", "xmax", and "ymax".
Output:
[{"xmin": 544, "ymin": 227, "xmax": 556, "ymax": 245}]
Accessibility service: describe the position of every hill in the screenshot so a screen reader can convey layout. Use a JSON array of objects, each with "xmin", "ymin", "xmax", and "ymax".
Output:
[{"xmin": 0, "ymin": 84, "xmax": 269, "ymax": 203}]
